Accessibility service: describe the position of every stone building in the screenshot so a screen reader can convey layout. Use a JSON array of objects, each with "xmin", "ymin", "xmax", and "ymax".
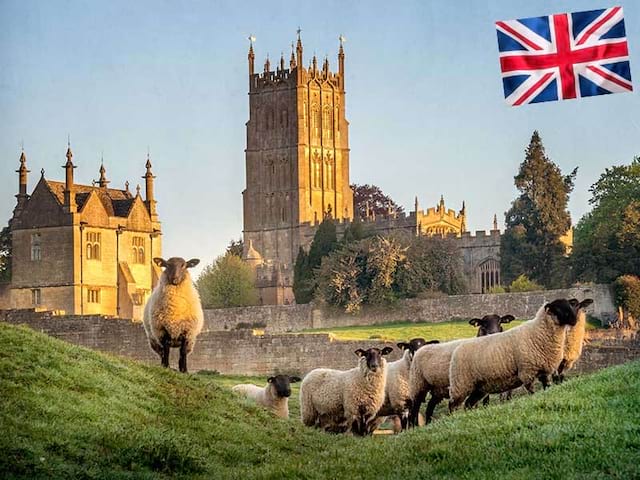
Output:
[
  {"xmin": 241, "ymin": 34, "xmax": 482, "ymax": 304},
  {"xmin": 2, "ymin": 146, "xmax": 162, "ymax": 320}
]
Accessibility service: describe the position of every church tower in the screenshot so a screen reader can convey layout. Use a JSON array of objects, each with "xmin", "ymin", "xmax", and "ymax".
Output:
[{"xmin": 242, "ymin": 33, "xmax": 353, "ymax": 302}]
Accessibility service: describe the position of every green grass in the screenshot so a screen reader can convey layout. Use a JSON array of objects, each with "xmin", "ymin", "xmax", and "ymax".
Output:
[
  {"xmin": 302, "ymin": 316, "xmax": 603, "ymax": 343},
  {"xmin": 2, "ymin": 322, "xmax": 639, "ymax": 479}
]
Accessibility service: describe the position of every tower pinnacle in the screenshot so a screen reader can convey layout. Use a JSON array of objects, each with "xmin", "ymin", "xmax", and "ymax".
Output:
[
  {"xmin": 62, "ymin": 141, "xmax": 76, "ymax": 213},
  {"xmin": 98, "ymin": 158, "xmax": 109, "ymax": 188},
  {"xmin": 248, "ymin": 34, "xmax": 256, "ymax": 77}
]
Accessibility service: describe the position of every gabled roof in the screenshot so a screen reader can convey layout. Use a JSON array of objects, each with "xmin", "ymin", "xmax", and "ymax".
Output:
[{"xmin": 44, "ymin": 180, "xmax": 137, "ymax": 218}]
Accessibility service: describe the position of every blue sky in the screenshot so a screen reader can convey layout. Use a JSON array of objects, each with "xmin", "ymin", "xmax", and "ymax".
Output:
[{"xmin": 1, "ymin": 0, "xmax": 638, "ymax": 274}]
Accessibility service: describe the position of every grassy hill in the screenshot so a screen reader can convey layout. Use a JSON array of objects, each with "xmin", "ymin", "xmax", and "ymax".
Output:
[{"xmin": 1, "ymin": 322, "xmax": 639, "ymax": 479}]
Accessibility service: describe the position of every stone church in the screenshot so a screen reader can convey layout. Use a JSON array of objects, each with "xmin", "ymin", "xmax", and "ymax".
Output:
[
  {"xmin": 0, "ymin": 146, "xmax": 162, "ymax": 320},
  {"xmin": 242, "ymin": 34, "xmax": 504, "ymax": 304}
]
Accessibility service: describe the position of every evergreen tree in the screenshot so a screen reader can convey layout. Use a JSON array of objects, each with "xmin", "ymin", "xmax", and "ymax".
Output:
[
  {"xmin": 501, "ymin": 131, "xmax": 577, "ymax": 288},
  {"xmin": 226, "ymin": 238, "xmax": 244, "ymax": 257},
  {"xmin": 292, "ymin": 217, "xmax": 338, "ymax": 304}
]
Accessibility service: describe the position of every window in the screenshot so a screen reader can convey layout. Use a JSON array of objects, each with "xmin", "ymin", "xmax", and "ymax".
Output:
[
  {"xmin": 31, "ymin": 233, "xmax": 41, "ymax": 261},
  {"xmin": 323, "ymin": 106, "xmax": 333, "ymax": 140},
  {"xmin": 31, "ymin": 289, "xmax": 41, "ymax": 306},
  {"xmin": 87, "ymin": 288, "xmax": 100, "ymax": 304},
  {"xmin": 86, "ymin": 232, "xmax": 101, "ymax": 260},
  {"xmin": 132, "ymin": 289, "xmax": 146, "ymax": 306},
  {"xmin": 479, "ymin": 259, "xmax": 500, "ymax": 293},
  {"xmin": 312, "ymin": 104, "xmax": 320, "ymax": 138},
  {"xmin": 132, "ymin": 236, "xmax": 145, "ymax": 264}
]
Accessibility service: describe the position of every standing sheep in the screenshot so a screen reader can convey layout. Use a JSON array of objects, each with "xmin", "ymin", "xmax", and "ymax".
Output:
[
  {"xmin": 143, "ymin": 257, "xmax": 203, "ymax": 373},
  {"xmin": 299, "ymin": 346, "xmax": 393, "ymax": 436},
  {"xmin": 409, "ymin": 313, "xmax": 515, "ymax": 425},
  {"xmin": 377, "ymin": 338, "xmax": 439, "ymax": 432},
  {"xmin": 448, "ymin": 298, "xmax": 587, "ymax": 412},
  {"xmin": 232, "ymin": 375, "xmax": 301, "ymax": 418},
  {"xmin": 553, "ymin": 298, "xmax": 594, "ymax": 383}
]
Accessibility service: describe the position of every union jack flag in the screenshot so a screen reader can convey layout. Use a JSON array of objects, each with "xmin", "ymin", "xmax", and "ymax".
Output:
[{"xmin": 496, "ymin": 6, "xmax": 633, "ymax": 106}]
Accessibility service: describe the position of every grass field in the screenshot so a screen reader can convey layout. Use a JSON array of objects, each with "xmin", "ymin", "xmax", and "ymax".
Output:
[
  {"xmin": 302, "ymin": 316, "xmax": 602, "ymax": 343},
  {"xmin": 2, "ymin": 322, "xmax": 639, "ymax": 479}
]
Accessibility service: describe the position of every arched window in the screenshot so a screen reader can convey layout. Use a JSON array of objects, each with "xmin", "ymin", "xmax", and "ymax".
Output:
[
  {"xmin": 312, "ymin": 104, "xmax": 320, "ymax": 138},
  {"xmin": 86, "ymin": 232, "xmax": 101, "ymax": 261},
  {"xmin": 323, "ymin": 106, "xmax": 332, "ymax": 140},
  {"xmin": 478, "ymin": 258, "xmax": 500, "ymax": 293},
  {"xmin": 87, "ymin": 243, "xmax": 93, "ymax": 260}
]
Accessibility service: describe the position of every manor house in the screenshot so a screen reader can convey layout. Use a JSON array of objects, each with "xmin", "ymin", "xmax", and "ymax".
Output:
[
  {"xmin": 241, "ymin": 34, "xmax": 503, "ymax": 304},
  {"xmin": 0, "ymin": 146, "xmax": 162, "ymax": 320}
]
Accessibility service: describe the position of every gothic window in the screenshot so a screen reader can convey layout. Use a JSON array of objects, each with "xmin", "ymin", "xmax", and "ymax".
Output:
[
  {"xmin": 87, "ymin": 288, "xmax": 100, "ymax": 304},
  {"xmin": 30, "ymin": 233, "xmax": 41, "ymax": 261},
  {"xmin": 86, "ymin": 232, "xmax": 101, "ymax": 261},
  {"xmin": 312, "ymin": 104, "xmax": 320, "ymax": 138},
  {"xmin": 323, "ymin": 106, "xmax": 332, "ymax": 140},
  {"xmin": 478, "ymin": 258, "xmax": 500, "ymax": 293},
  {"xmin": 132, "ymin": 236, "xmax": 145, "ymax": 264},
  {"xmin": 31, "ymin": 288, "xmax": 41, "ymax": 306},
  {"xmin": 312, "ymin": 152, "xmax": 321, "ymax": 188}
]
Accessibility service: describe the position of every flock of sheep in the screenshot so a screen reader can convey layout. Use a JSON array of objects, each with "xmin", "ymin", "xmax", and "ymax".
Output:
[{"xmin": 142, "ymin": 256, "xmax": 594, "ymax": 436}]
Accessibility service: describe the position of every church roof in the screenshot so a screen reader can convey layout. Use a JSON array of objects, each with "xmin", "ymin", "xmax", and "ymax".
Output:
[{"xmin": 44, "ymin": 180, "xmax": 136, "ymax": 218}]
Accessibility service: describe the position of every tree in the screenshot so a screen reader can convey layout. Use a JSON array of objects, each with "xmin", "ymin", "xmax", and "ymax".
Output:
[
  {"xmin": 0, "ymin": 225, "xmax": 11, "ymax": 282},
  {"xmin": 293, "ymin": 217, "xmax": 338, "ymax": 304},
  {"xmin": 196, "ymin": 253, "xmax": 258, "ymax": 308},
  {"xmin": 571, "ymin": 157, "xmax": 640, "ymax": 282},
  {"xmin": 501, "ymin": 131, "xmax": 577, "ymax": 288},
  {"xmin": 351, "ymin": 184, "xmax": 405, "ymax": 219},
  {"xmin": 226, "ymin": 238, "xmax": 244, "ymax": 257}
]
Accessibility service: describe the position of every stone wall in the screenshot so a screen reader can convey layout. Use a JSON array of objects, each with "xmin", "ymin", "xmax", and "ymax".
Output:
[
  {"xmin": 3, "ymin": 307, "xmax": 637, "ymax": 377},
  {"xmin": 204, "ymin": 284, "xmax": 616, "ymax": 333}
]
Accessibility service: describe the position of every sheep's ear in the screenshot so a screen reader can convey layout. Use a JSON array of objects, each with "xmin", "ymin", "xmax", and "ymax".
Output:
[
  {"xmin": 355, "ymin": 349, "xmax": 366, "ymax": 357},
  {"xmin": 579, "ymin": 299, "xmax": 594, "ymax": 310},
  {"xmin": 397, "ymin": 342, "xmax": 409, "ymax": 351},
  {"xmin": 381, "ymin": 347, "xmax": 393, "ymax": 356},
  {"xmin": 186, "ymin": 258, "xmax": 200, "ymax": 268},
  {"xmin": 469, "ymin": 318, "xmax": 481, "ymax": 326},
  {"xmin": 501, "ymin": 315, "xmax": 515, "ymax": 324},
  {"xmin": 426, "ymin": 340, "xmax": 440, "ymax": 345},
  {"xmin": 267, "ymin": 376, "xmax": 274, "ymax": 383},
  {"xmin": 153, "ymin": 257, "xmax": 166, "ymax": 268},
  {"xmin": 289, "ymin": 376, "xmax": 301, "ymax": 383}
]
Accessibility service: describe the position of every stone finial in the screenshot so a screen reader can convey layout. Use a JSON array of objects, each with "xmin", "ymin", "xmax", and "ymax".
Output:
[
  {"xmin": 279, "ymin": 52, "xmax": 285, "ymax": 71},
  {"xmin": 248, "ymin": 35, "xmax": 256, "ymax": 76},
  {"xmin": 125, "ymin": 180, "xmax": 130, "ymax": 193},
  {"xmin": 290, "ymin": 43, "xmax": 296, "ymax": 69},
  {"xmin": 493, "ymin": 214, "xmax": 498, "ymax": 231},
  {"xmin": 98, "ymin": 159, "xmax": 110, "ymax": 188},
  {"xmin": 264, "ymin": 54, "xmax": 270, "ymax": 74},
  {"xmin": 136, "ymin": 184, "xmax": 141, "ymax": 196}
]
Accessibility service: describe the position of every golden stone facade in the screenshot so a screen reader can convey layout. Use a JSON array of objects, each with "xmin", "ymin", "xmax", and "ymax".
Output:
[
  {"xmin": 3, "ymin": 147, "xmax": 162, "ymax": 320},
  {"xmin": 242, "ymin": 34, "xmax": 353, "ymax": 304}
]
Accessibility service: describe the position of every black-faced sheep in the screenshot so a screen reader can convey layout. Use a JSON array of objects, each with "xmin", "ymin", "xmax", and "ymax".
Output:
[
  {"xmin": 377, "ymin": 338, "xmax": 439, "ymax": 432},
  {"xmin": 448, "ymin": 298, "xmax": 586, "ymax": 412},
  {"xmin": 142, "ymin": 257, "xmax": 203, "ymax": 373},
  {"xmin": 553, "ymin": 298, "xmax": 594, "ymax": 383},
  {"xmin": 299, "ymin": 346, "xmax": 393, "ymax": 436},
  {"xmin": 232, "ymin": 375, "xmax": 301, "ymax": 418}
]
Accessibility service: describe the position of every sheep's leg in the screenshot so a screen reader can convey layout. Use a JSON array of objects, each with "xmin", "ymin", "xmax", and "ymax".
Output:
[
  {"xmin": 179, "ymin": 335, "xmax": 190, "ymax": 373},
  {"xmin": 523, "ymin": 382, "xmax": 536, "ymax": 394},
  {"xmin": 482, "ymin": 395, "xmax": 490, "ymax": 407},
  {"xmin": 449, "ymin": 396, "xmax": 465, "ymax": 413},
  {"xmin": 464, "ymin": 389, "xmax": 486, "ymax": 409},
  {"xmin": 537, "ymin": 372, "xmax": 551, "ymax": 390},
  {"xmin": 160, "ymin": 334, "xmax": 171, "ymax": 368},
  {"xmin": 553, "ymin": 359, "xmax": 567, "ymax": 384},
  {"xmin": 424, "ymin": 394, "xmax": 442, "ymax": 424},
  {"xmin": 410, "ymin": 388, "xmax": 427, "ymax": 427},
  {"xmin": 149, "ymin": 337, "xmax": 163, "ymax": 357}
]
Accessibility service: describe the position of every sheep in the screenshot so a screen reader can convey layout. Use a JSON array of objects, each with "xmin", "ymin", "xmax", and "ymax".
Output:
[
  {"xmin": 299, "ymin": 346, "xmax": 393, "ymax": 436},
  {"xmin": 408, "ymin": 314, "xmax": 515, "ymax": 425},
  {"xmin": 553, "ymin": 298, "xmax": 594, "ymax": 383},
  {"xmin": 377, "ymin": 338, "xmax": 439, "ymax": 432},
  {"xmin": 142, "ymin": 257, "xmax": 203, "ymax": 373},
  {"xmin": 232, "ymin": 375, "xmax": 301, "ymax": 418},
  {"xmin": 448, "ymin": 298, "xmax": 588, "ymax": 412}
]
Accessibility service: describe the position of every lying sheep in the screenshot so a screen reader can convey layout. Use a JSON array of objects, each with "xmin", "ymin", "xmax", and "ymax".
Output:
[
  {"xmin": 142, "ymin": 257, "xmax": 203, "ymax": 373},
  {"xmin": 449, "ymin": 298, "xmax": 587, "ymax": 411},
  {"xmin": 377, "ymin": 338, "xmax": 439, "ymax": 432},
  {"xmin": 409, "ymin": 313, "xmax": 515, "ymax": 425},
  {"xmin": 232, "ymin": 375, "xmax": 301, "ymax": 418},
  {"xmin": 553, "ymin": 298, "xmax": 594, "ymax": 383},
  {"xmin": 300, "ymin": 346, "xmax": 393, "ymax": 436}
]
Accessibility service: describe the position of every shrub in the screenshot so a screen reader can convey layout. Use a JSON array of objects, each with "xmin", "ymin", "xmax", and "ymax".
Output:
[
  {"xmin": 196, "ymin": 253, "xmax": 258, "ymax": 308},
  {"xmin": 488, "ymin": 285, "xmax": 506, "ymax": 294},
  {"xmin": 509, "ymin": 275, "xmax": 543, "ymax": 293},
  {"xmin": 613, "ymin": 275, "xmax": 640, "ymax": 329}
]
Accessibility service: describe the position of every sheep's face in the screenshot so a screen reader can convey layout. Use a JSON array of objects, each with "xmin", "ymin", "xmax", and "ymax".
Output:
[
  {"xmin": 469, "ymin": 314, "xmax": 515, "ymax": 336},
  {"xmin": 355, "ymin": 347, "xmax": 393, "ymax": 372},
  {"xmin": 397, "ymin": 338, "xmax": 439, "ymax": 359},
  {"xmin": 545, "ymin": 299, "xmax": 578, "ymax": 326},
  {"xmin": 154, "ymin": 257, "xmax": 200, "ymax": 285},
  {"xmin": 268, "ymin": 375, "xmax": 301, "ymax": 398}
]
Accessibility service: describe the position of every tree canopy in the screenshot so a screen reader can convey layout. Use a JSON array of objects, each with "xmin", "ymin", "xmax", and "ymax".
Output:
[
  {"xmin": 0, "ymin": 225, "xmax": 11, "ymax": 282},
  {"xmin": 571, "ymin": 157, "xmax": 640, "ymax": 282},
  {"xmin": 351, "ymin": 184, "xmax": 404, "ymax": 219},
  {"xmin": 196, "ymin": 252, "xmax": 258, "ymax": 308},
  {"xmin": 501, "ymin": 131, "xmax": 576, "ymax": 288}
]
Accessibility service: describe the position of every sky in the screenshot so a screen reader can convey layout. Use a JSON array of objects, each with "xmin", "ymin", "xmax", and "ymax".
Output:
[{"xmin": 1, "ymin": 0, "xmax": 638, "ymax": 276}]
